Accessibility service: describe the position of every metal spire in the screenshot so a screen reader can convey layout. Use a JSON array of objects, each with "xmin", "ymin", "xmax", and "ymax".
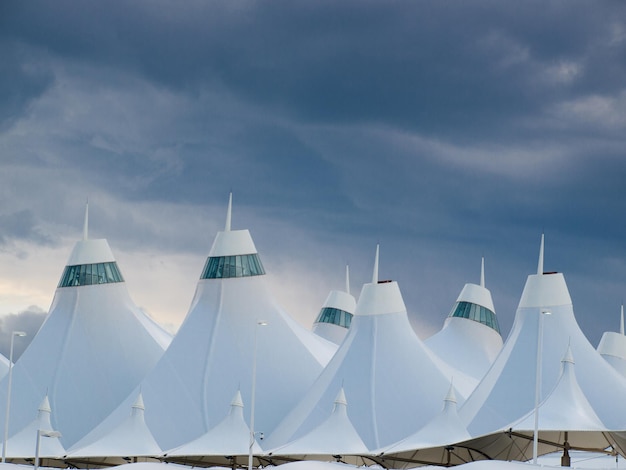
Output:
[
  {"xmin": 83, "ymin": 200, "xmax": 89, "ymax": 241},
  {"xmin": 372, "ymin": 244, "xmax": 379, "ymax": 284},
  {"xmin": 480, "ymin": 257, "xmax": 485, "ymax": 288},
  {"xmin": 621, "ymin": 305, "xmax": 624, "ymax": 336},
  {"xmin": 225, "ymin": 193, "xmax": 232, "ymax": 231},
  {"xmin": 345, "ymin": 265, "xmax": 351, "ymax": 295},
  {"xmin": 537, "ymin": 233, "xmax": 545, "ymax": 275}
]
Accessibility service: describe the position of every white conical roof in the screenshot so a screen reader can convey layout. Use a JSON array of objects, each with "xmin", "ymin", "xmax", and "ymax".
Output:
[
  {"xmin": 379, "ymin": 382, "xmax": 471, "ymax": 456},
  {"xmin": 313, "ymin": 266, "xmax": 357, "ymax": 345},
  {"xmin": 67, "ymin": 392, "xmax": 161, "ymax": 459},
  {"xmin": 597, "ymin": 306, "xmax": 626, "ymax": 378},
  {"xmin": 459, "ymin": 236, "xmax": 626, "ymax": 438},
  {"xmin": 164, "ymin": 390, "xmax": 262, "ymax": 457},
  {"xmin": 0, "ymin": 208, "xmax": 171, "ymax": 447},
  {"xmin": 268, "ymin": 388, "xmax": 368, "ymax": 457},
  {"xmin": 460, "ymin": 347, "xmax": 618, "ymax": 463},
  {"xmin": 72, "ymin": 196, "xmax": 337, "ymax": 452},
  {"xmin": 508, "ymin": 346, "xmax": 605, "ymax": 431},
  {"xmin": 0, "ymin": 395, "xmax": 65, "ymax": 458},
  {"xmin": 267, "ymin": 247, "xmax": 465, "ymax": 450},
  {"xmin": 425, "ymin": 259, "xmax": 503, "ymax": 381}
]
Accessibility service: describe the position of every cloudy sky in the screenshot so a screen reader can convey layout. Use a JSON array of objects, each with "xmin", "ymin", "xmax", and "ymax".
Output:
[{"xmin": 1, "ymin": 1, "xmax": 626, "ymax": 356}]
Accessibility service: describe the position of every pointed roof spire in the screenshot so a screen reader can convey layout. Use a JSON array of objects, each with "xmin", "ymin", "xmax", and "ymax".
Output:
[
  {"xmin": 537, "ymin": 233, "xmax": 544, "ymax": 275},
  {"xmin": 225, "ymin": 193, "xmax": 232, "ymax": 232},
  {"xmin": 132, "ymin": 392, "xmax": 145, "ymax": 411},
  {"xmin": 83, "ymin": 199, "xmax": 89, "ymax": 241},
  {"xmin": 480, "ymin": 257, "xmax": 485, "ymax": 288},
  {"xmin": 562, "ymin": 343, "xmax": 574, "ymax": 365},
  {"xmin": 444, "ymin": 381, "xmax": 457, "ymax": 406},
  {"xmin": 231, "ymin": 390, "xmax": 244, "ymax": 408},
  {"xmin": 372, "ymin": 244, "xmax": 379, "ymax": 284},
  {"xmin": 39, "ymin": 394, "xmax": 52, "ymax": 413},
  {"xmin": 621, "ymin": 305, "xmax": 624, "ymax": 336},
  {"xmin": 345, "ymin": 265, "xmax": 351, "ymax": 295},
  {"xmin": 334, "ymin": 387, "xmax": 348, "ymax": 407}
]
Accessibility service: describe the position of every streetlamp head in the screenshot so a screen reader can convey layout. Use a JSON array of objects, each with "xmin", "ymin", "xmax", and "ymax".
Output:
[
  {"xmin": 541, "ymin": 310, "xmax": 552, "ymax": 315},
  {"xmin": 257, "ymin": 321, "xmax": 268, "ymax": 326},
  {"xmin": 13, "ymin": 331, "xmax": 26, "ymax": 337}
]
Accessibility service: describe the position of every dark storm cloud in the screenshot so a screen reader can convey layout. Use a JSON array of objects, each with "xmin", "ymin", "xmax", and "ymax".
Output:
[
  {"xmin": 3, "ymin": 0, "xmax": 624, "ymax": 138},
  {"xmin": 0, "ymin": 0, "xmax": 625, "ymax": 346}
]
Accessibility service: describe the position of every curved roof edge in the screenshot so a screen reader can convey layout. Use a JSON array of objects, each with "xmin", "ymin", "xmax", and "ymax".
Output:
[
  {"xmin": 518, "ymin": 272, "xmax": 572, "ymax": 308},
  {"xmin": 319, "ymin": 290, "xmax": 356, "ymax": 315},
  {"xmin": 456, "ymin": 283, "xmax": 496, "ymax": 313},
  {"xmin": 354, "ymin": 281, "xmax": 406, "ymax": 316},
  {"xmin": 208, "ymin": 229, "xmax": 258, "ymax": 257},
  {"xmin": 66, "ymin": 239, "xmax": 116, "ymax": 265},
  {"xmin": 598, "ymin": 331, "xmax": 626, "ymax": 360}
]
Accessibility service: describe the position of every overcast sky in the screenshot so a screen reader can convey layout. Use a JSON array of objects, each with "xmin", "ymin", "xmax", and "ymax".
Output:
[{"xmin": 1, "ymin": 1, "xmax": 626, "ymax": 352}]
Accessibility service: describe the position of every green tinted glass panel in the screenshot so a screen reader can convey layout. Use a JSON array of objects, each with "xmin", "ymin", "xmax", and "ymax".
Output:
[
  {"xmin": 201, "ymin": 254, "xmax": 265, "ymax": 279},
  {"xmin": 58, "ymin": 262, "xmax": 125, "ymax": 287},
  {"xmin": 315, "ymin": 307, "xmax": 353, "ymax": 329},
  {"xmin": 448, "ymin": 301, "xmax": 500, "ymax": 335}
]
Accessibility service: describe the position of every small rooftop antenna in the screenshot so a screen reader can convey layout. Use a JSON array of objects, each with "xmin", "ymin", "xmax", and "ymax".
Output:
[
  {"xmin": 537, "ymin": 233, "xmax": 545, "ymax": 275},
  {"xmin": 225, "ymin": 192, "xmax": 233, "ymax": 231},
  {"xmin": 480, "ymin": 257, "xmax": 485, "ymax": 288},
  {"xmin": 345, "ymin": 265, "xmax": 351, "ymax": 295},
  {"xmin": 83, "ymin": 199, "xmax": 89, "ymax": 241},
  {"xmin": 621, "ymin": 305, "xmax": 624, "ymax": 336},
  {"xmin": 372, "ymin": 244, "xmax": 379, "ymax": 284}
]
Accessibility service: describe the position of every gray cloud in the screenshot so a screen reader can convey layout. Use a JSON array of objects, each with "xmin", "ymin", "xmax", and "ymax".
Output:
[
  {"xmin": 0, "ymin": 306, "xmax": 46, "ymax": 361},
  {"xmin": 0, "ymin": 210, "xmax": 55, "ymax": 249},
  {"xmin": 0, "ymin": 0, "xmax": 625, "ymax": 347}
]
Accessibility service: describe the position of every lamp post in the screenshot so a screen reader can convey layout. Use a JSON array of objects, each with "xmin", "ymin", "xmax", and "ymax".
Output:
[
  {"xmin": 248, "ymin": 320, "xmax": 268, "ymax": 470},
  {"xmin": 533, "ymin": 310, "xmax": 551, "ymax": 465},
  {"xmin": 2, "ymin": 331, "xmax": 26, "ymax": 463},
  {"xmin": 34, "ymin": 429, "xmax": 61, "ymax": 470}
]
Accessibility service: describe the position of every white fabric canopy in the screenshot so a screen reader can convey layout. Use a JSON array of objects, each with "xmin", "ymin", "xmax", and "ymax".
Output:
[
  {"xmin": 377, "ymin": 385, "xmax": 472, "ymax": 467},
  {"xmin": 460, "ymin": 268, "xmax": 626, "ymax": 437},
  {"xmin": 0, "ymin": 395, "xmax": 65, "ymax": 459},
  {"xmin": 268, "ymin": 388, "xmax": 368, "ymax": 461},
  {"xmin": 425, "ymin": 261, "xmax": 502, "ymax": 382},
  {"xmin": 67, "ymin": 392, "xmax": 161, "ymax": 463},
  {"xmin": 164, "ymin": 390, "xmax": 262, "ymax": 460},
  {"xmin": 72, "ymin": 199, "xmax": 337, "ymax": 454},
  {"xmin": 0, "ymin": 233, "xmax": 171, "ymax": 448},
  {"xmin": 268, "ymin": 248, "xmax": 469, "ymax": 451}
]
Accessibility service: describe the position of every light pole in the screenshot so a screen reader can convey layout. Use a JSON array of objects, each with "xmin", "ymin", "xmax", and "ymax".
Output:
[
  {"xmin": 248, "ymin": 320, "xmax": 268, "ymax": 470},
  {"xmin": 34, "ymin": 429, "xmax": 61, "ymax": 470},
  {"xmin": 533, "ymin": 310, "xmax": 551, "ymax": 465},
  {"xmin": 2, "ymin": 331, "xmax": 26, "ymax": 463}
]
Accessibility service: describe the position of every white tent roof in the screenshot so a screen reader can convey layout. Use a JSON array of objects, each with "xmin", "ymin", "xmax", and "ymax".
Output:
[
  {"xmin": 425, "ymin": 259, "xmax": 503, "ymax": 381},
  {"xmin": 268, "ymin": 388, "xmax": 368, "ymax": 458},
  {"xmin": 379, "ymin": 384, "xmax": 472, "ymax": 457},
  {"xmin": 0, "ymin": 208, "xmax": 171, "ymax": 448},
  {"xmin": 67, "ymin": 392, "xmax": 161, "ymax": 459},
  {"xmin": 508, "ymin": 346, "xmax": 605, "ymax": 432},
  {"xmin": 597, "ymin": 306, "xmax": 626, "ymax": 378},
  {"xmin": 313, "ymin": 266, "xmax": 356, "ymax": 345},
  {"xmin": 72, "ymin": 196, "xmax": 337, "ymax": 452},
  {"xmin": 267, "ymin": 246, "xmax": 468, "ymax": 451},
  {"xmin": 164, "ymin": 390, "xmax": 262, "ymax": 458},
  {"xmin": 459, "ymin": 236, "xmax": 626, "ymax": 439},
  {"xmin": 0, "ymin": 395, "xmax": 65, "ymax": 459}
]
